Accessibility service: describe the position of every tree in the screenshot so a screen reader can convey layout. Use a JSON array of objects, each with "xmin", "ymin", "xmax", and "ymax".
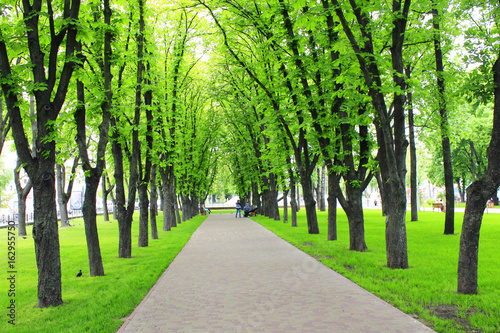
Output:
[
  {"xmin": 137, "ymin": 7, "xmax": 153, "ymax": 248},
  {"xmin": 432, "ymin": 0, "xmax": 455, "ymax": 234},
  {"xmin": 406, "ymin": 65, "xmax": 419, "ymax": 221},
  {"xmin": 332, "ymin": 0, "xmax": 411, "ymax": 268},
  {"xmin": 111, "ymin": 0, "xmax": 143, "ymax": 258},
  {"xmin": 457, "ymin": 0, "xmax": 500, "ymax": 294},
  {"xmin": 55, "ymin": 158, "xmax": 79, "ymax": 227},
  {"xmin": 0, "ymin": 0, "xmax": 81, "ymax": 307},
  {"xmin": 458, "ymin": 47, "xmax": 500, "ymax": 294}
]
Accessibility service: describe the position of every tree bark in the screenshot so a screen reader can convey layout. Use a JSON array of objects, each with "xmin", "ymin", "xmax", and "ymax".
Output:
[
  {"xmin": 268, "ymin": 172, "xmax": 280, "ymax": 220},
  {"xmin": 174, "ymin": 194, "xmax": 181, "ymax": 225},
  {"xmin": 137, "ymin": 183, "xmax": 149, "ymax": 247},
  {"xmin": 56, "ymin": 165, "xmax": 69, "ymax": 226},
  {"xmin": 319, "ymin": 165, "xmax": 326, "ymax": 211},
  {"xmin": 283, "ymin": 188, "xmax": 288, "ymax": 223},
  {"xmin": 288, "ymin": 168, "xmax": 298, "ymax": 227},
  {"xmin": 327, "ymin": 168, "xmax": 338, "ymax": 241},
  {"xmin": 407, "ymin": 65, "xmax": 419, "ymax": 221},
  {"xmin": 338, "ymin": 185, "xmax": 367, "ymax": 251},
  {"xmin": 32, "ymin": 169, "xmax": 64, "ymax": 307},
  {"xmin": 300, "ymin": 173, "xmax": 319, "ymax": 234},
  {"xmin": 101, "ymin": 174, "xmax": 110, "ymax": 222},
  {"xmin": 150, "ymin": 165, "xmax": 158, "ymax": 239},
  {"xmin": 432, "ymin": 2, "xmax": 455, "ymax": 234},
  {"xmin": 82, "ymin": 175, "xmax": 105, "ymax": 276},
  {"xmin": 160, "ymin": 166, "xmax": 176, "ymax": 230}
]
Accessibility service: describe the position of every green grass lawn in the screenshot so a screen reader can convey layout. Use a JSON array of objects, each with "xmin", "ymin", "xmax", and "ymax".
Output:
[
  {"xmin": 253, "ymin": 209, "xmax": 500, "ymax": 333},
  {"xmin": 1, "ymin": 208, "xmax": 498, "ymax": 332},
  {"xmin": 0, "ymin": 212, "xmax": 206, "ymax": 333}
]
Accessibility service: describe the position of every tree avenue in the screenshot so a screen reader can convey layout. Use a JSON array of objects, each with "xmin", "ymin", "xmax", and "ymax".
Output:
[{"xmin": 0, "ymin": 0, "xmax": 498, "ymax": 307}]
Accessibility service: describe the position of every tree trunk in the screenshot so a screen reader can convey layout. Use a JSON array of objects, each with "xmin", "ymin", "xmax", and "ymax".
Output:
[
  {"xmin": 174, "ymin": 195, "xmax": 181, "ymax": 225},
  {"xmin": 32, "ymin": 167, "xmax": 63, "ymax": 307},
  {"xmin": 82, "ymin": 175, "xmax": 105, "ymax": 276},
  {"xmin": 168, "ymin": 176, "xmax": 177, "ymax": 227},
  {"xmin": 17, "ymin": 189, "xmax": 31, "ymax": 236},
  {"xmin": 289, "ymin": 172, "xmax": 298, "ymax": 227},
  {"xmin": 118, "ymin": 214, "xmax": 133, "ymax": 258},
  {"xmin": 56, "ymin": 164, "xmax": 70, "ymax": 227},
  {"xmin": 111, "ymin": 116, "xmax": 136, "ymax": 258},
  {"xmin": 269, "ymin": 173, "xmax": 280, "ymax": 220},
  {"xmin": 375, "ymin": 172, "xmax": 390, "ymax": 216},
  {"xmin": 160, "ymin": 166, "xmax": 176, "ymax": 230},
  {"xmin": 296, "ymin": 186, "xmax": 301, "ymax": 211},
  {"xmin": 432, "ymin": 3, "xmax": 455, "ymax": 234},
  {"xmin": 138, "ymin": 58, "xmax": 153, "ymax": 246},
  {"xmin": 337, "ymin": 183, "xmax": 367, "ymax": 251},
  {"xmin": 283, "ymin": 189, "xmax": 288, "ymax": 223},
  {"xmin": 407, "ymin": 65, "xmax": 419, "ymax": 222},
  {"xmin": 385, "ymin": 190, "xmax": 409, "ymax": 268},
  {"xmin": 319, "ymin": 165, "xmax": 326, "ymax": 211},
  {"xmin": 457, "ymin": 182, "xmax": 487, "ymax": 294},
  {"xmin": 150, "ymin": 165, "xmax": 158, "ymax": 240},
  {"xmin": 345, "ymin": 192, "xmax": 367, "ymax": 252},
  {"xmin": 327, "ymin": 169, "xmax": 337, "ymax": 241},
  {"xmin": 443, "ymin": 137, "xmax": 455, "ymax": 234},
  {"xmin": 252, "ymin": 181, "xmax": 261, "ymax": 212},
  {"xmin": 161, "ymin": 186, "xmax": 171, "ymax": 231},
  {"xmin": 300, "ymin": 174, "xmax": 319, "ymax": 234},
  {"xmin": 101, "ymin": 174, "xmax": 110, "ymax": 222},
  {"xmin": 458, "ymin": 179, "xmax": 466, "ymax": 203},
  {"xmin": 138, "ymin": 182, "xmax": 149, "ymax": 247}
]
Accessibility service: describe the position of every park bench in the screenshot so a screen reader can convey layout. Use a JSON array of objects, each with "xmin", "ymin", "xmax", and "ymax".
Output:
[
  {"xmin": 201, "ymin": 207, "xmax": 229, "ymax": 215},
  {"xmin": 433, "ymin": 202, "xmax": 444, "ymax": 211}
]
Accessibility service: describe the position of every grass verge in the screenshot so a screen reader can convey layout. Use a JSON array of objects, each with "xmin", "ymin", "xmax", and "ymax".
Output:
[
  {"xmin": 0, "ymin": 212, "xmax": 206, "ymax": 333},
  {"xmin": 253, "ymin": 209, "xmax": 499, "ymax": 333}
]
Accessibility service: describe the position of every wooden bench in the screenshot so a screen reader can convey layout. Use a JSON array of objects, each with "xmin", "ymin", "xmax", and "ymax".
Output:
[
  {"xmin": 201, "ymin": 207, "xmax": 233, "ymax": 215},
  {"xmin": 433, "ymin": 202, "xmax": 443, "ymax": 211}
]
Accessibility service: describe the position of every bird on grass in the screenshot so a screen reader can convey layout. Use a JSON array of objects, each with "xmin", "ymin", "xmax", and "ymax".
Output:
[{"xmin": 76, "ymin": 270, "xmax": 82, "ymax": 277}]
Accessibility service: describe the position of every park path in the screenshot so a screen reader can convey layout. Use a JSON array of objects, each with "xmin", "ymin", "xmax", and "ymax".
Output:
[{"xmin": 117, "ymin": 214, "xmax": 434, "ymax": 333}]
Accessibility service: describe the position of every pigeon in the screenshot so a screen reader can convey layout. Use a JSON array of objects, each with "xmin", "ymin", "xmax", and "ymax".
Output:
[{"xmin": 76, "ymin": 270, "xmax": 82, "ymax": 277}]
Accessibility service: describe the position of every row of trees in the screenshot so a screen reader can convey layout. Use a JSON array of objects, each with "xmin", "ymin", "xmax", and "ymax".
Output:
[
  {"xmin": 0, "ymin": 0, "xmax": 498, "ymax": 307},
  {"xmin": 196, "ymin": 0, "xmax": 499, "ymax": 296},
  {"xmin": 0, "ymin": 0, "xmax": 222, "ymax": 307}
]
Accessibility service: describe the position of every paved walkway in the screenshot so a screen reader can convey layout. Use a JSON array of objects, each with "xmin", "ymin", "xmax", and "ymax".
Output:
[{"xmin": 117, "ymin": 214, "xmax": 434, "ymax": 332}]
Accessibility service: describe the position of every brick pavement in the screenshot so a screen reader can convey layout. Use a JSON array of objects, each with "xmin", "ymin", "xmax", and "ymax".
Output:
[{"xmin": 117, "ymin": 214, "xmax": 435, "ymax": 332}]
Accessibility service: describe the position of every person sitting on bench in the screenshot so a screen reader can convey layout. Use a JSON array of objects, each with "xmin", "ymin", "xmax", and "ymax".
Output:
[
  {"xmin": 243, "ymin": 205, "xmax": 251, "ymax": 217},
  {"xmin": 243, "ymin": 205, "xmax": 257, "ymax": 217}
]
